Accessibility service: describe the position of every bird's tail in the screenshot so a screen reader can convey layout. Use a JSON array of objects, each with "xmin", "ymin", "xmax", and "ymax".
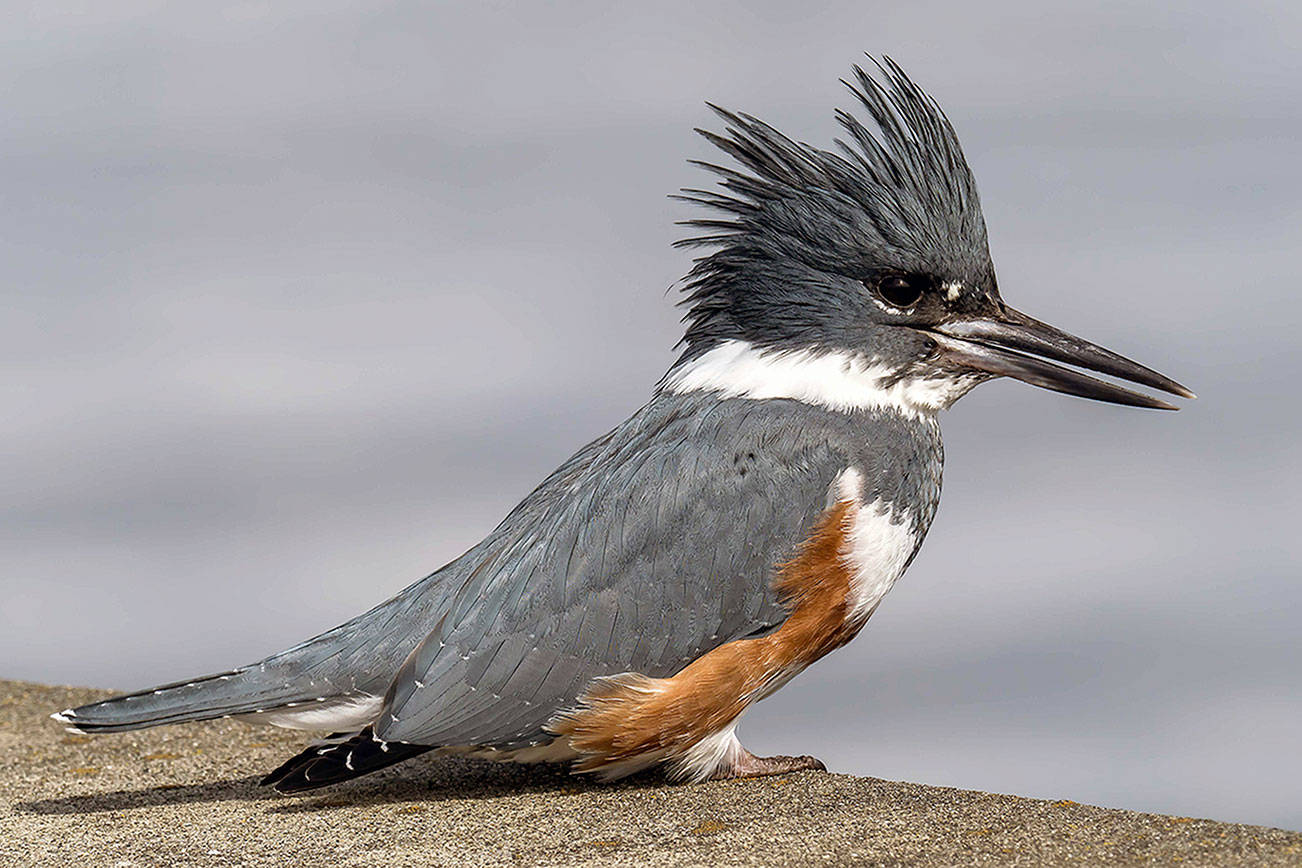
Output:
[
  {"xmin": 260, "ymin": 727, "xmax": 431, "ymax": 793},
  {"xmin": 51, "ymin": 557, "xmax": 462, "ymax": 736},
  {"xmin": 47, "ymin": 571, "xmax": 450, "ymax": 736},
  {"xmin": 50, "ymin": 659, "xmax": 378, "ymax": 734}
]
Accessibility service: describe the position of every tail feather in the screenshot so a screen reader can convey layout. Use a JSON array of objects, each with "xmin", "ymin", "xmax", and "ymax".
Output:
[
  {"xmin": 52, "ymin": 545, "xmax": 465, "ymax": 738},
  {"xmin": 261, "ymin": 727, "xmax": 431, "ymax": 793},
  {"xmin": 53, "ymin": 665, "xmax": 346, "ymax": 734}
]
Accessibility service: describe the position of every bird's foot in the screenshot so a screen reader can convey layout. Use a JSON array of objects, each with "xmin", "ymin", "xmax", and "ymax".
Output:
[{"xmin": 709, "ymin": 748, "xmax": 826, "ymax": 780}]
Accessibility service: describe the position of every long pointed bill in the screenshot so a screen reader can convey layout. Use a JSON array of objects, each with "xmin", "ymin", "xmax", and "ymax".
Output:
[{"xmin": 931, "ymin": 308, "xmax": 1195, "ymax": 411}]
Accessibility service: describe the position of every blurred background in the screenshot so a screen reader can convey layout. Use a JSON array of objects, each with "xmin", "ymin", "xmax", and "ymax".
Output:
[{"xmin": 2, "ymin": 0, "xmax": 1299, "ymax": 830}]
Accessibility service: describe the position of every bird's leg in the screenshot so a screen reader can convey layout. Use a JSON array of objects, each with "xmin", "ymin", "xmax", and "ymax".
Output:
[{"xmin": 708, "ymin": 746, "xmax": 826, "ymax": 780}]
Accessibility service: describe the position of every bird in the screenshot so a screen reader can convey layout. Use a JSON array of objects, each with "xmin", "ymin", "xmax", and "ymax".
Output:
[{"xmin": 53, "ymin": 56, "xmax": 1193, "ymax": 793}]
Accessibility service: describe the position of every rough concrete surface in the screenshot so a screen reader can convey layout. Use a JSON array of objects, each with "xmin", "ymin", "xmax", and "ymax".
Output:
[{"xmin": 2, "ymin": 680, "xmax": 1299, "ymax": 867}]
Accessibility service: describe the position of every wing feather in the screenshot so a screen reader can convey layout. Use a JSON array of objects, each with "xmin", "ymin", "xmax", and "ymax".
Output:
[{"xmin": 376, "ymin": 394, "xmax": 853, "ymax": 749}]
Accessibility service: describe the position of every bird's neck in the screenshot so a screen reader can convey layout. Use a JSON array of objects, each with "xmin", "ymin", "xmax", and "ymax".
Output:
[{"xmin": 661, "ymin": 339, "xmax": 974, "ymax": 420}]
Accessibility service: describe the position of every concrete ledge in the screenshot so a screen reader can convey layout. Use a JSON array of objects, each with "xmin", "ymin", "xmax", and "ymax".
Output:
[{"xmin": 3, "ymin": 679, "xmax": 1298, "ymax": 866}]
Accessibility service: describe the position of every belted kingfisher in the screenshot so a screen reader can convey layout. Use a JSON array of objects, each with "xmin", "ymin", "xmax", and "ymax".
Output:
[{"xmin": 54, "ymin": 57, "xmax": 1192, "ymax": 792}]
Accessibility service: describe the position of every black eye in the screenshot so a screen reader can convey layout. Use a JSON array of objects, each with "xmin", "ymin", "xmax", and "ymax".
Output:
[{"xmin": 871, "ymin": 275, "xmax": 925, "ymax": 309}]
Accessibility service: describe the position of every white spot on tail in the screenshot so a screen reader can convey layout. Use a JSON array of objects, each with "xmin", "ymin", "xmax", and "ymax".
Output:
[
  {"xmin": 51, "ymin": 709, "xmax": 87, "ymax": 734},
  {"xmin": 234, "ymin": 694, "xmax": 383, "ymax": 732}
]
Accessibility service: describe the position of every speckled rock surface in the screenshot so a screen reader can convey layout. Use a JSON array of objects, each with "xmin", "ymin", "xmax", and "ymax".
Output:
[{"xmin": 3, "ymin": 680, "xmax": 1299, "ymax": 867}]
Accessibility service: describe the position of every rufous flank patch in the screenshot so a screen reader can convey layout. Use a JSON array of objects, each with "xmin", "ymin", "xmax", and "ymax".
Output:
[{"xmin": 548, "ymin": 498, "xmax": 865, "ymax": 774}]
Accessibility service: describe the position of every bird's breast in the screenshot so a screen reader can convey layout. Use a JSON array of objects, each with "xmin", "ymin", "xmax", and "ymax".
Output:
[
  {"xmin": 827, "ymin": 466, "xmax": 922, "ymax": 626},
  {"xmin": 759, "ymin": 465, "xmax": 920, "ymax": 672}
]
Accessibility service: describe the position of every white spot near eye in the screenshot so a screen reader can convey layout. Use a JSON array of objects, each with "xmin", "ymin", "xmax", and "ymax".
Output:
[{"xmin": 944, "ymin": 281, "xmax": 963, "ymax": 301}]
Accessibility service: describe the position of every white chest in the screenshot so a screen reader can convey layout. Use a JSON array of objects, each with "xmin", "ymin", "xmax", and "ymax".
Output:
[{"xmin": 833, "ymin": 468, "xmax": 919, "ymax": 623}]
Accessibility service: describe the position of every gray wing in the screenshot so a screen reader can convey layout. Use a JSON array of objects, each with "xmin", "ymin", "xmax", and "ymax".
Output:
[{"xmin": 374, "ymin": 393, "xmax": 853, "ymax": 750}]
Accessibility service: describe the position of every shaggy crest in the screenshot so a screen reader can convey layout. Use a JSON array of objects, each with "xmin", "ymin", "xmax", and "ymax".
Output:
[{"xmin": 675, "ymin": 56, "xmax": 994, "ymax": 351}]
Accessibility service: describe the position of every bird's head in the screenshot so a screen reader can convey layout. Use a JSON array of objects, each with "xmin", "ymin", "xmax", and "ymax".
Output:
[{"xmin": 669, "ymin": 58, "xmax": 1192, "ymax": 414}]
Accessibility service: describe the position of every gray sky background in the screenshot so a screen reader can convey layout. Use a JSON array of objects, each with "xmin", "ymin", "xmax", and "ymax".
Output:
[{"xmin": 2, "ymin": 0, "xmax": 1300, "ymax": 830}]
